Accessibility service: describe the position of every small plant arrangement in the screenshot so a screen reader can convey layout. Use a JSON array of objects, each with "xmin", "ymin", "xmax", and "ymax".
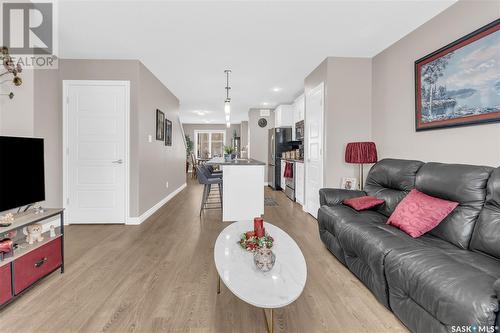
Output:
[
  {"xmin": 224, "ymin": 145, "xmax": 235, "ymax": 155},
  {"xmin": 224, "ymin": 145, "xmax": 235, "ymax": 161},
  {"xmin": 185, "ymin": 135, "xmax": 194, "ymax": 157},
  {"xmin": 0, "ymin": 46, "xmax": 23, "ymax": 100},
  {"xmin": 239, "ymin": 230, "xmax": 274, "ymax": 252}
]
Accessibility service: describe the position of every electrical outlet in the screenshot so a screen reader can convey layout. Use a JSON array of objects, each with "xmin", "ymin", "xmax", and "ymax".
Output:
[
  {"xmin": 148, "ymin": 135, "xmax": 152, "ymax": 143},
  {"xmin": 166, "ymin": 181, "xmax": 169, "ymax": 188}
]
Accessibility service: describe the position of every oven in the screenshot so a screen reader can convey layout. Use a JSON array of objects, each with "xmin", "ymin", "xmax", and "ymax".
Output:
[{"xmin": 284, "ymin": 162, "xmax": 295, "ymax": 201}]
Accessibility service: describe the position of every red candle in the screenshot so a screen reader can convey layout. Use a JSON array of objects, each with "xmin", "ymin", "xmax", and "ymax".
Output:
[
  {"xmin": 254, "ymin": 217, "xmax": 264, "ymax": 232},
  {"xmin": 255, "ymin": 227, "xmax": 265, "ymax": 238}
]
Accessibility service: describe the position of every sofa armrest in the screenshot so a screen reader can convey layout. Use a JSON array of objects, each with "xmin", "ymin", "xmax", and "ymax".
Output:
[{"xmin": 319, "ymin": 188, "xmax": 366, "ymax": 207}]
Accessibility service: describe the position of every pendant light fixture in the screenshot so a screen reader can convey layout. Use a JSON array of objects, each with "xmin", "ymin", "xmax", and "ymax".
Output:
[{"xmin": 224, "ymin": 69, "xmax": 231, "ymax": 128}]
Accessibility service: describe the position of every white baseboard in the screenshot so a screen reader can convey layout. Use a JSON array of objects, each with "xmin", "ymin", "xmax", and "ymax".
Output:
[{"xmin": 126, "ymin": 183, "xmax": 187, "ymax": 225}]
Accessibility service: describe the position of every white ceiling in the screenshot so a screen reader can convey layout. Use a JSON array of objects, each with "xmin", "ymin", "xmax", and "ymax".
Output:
[{"xmin": 58, "ymin": 0, "xmax": 456, "ymax": 124}]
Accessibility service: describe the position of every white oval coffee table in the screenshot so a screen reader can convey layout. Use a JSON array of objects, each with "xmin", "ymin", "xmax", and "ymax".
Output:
[{"xmin": 214, "ymin": 221, "xmax": 307, "ymax": 333}]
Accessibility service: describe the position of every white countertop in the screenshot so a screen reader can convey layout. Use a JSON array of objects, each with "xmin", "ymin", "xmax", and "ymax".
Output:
[
  {"xmin": 206, "ymin": 157, "xmax": 266, "ymax": 166},
  {"xmin": 214, "ymin": 221, "xmax": 307, "ymax": 308}
]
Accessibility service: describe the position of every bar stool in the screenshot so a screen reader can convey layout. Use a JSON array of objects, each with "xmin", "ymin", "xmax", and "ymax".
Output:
[
  {"xmin": 206, "ymin": 164, "xmax": 222, "ymax": 176},
  {"xmin": 196, "ymin": 165, "xmax": 223, "ymax": 216},
  {"xmin": 200, "ymin": 164, "xmax": 222, "ymax": 202}
]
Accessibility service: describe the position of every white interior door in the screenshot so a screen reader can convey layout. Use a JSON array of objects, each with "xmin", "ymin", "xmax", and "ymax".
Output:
[
  {"xmin": 305, "ymin": 82, "xmax": 324, "ymax": 218},
  {"xmin": 64, "ymin": 81, "xmax": 129, "ymax": 224}
]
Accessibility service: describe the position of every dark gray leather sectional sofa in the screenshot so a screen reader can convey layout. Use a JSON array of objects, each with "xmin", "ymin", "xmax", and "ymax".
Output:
[{"xmin": 317, "ymin": 159, "xmax": 500, "ymax": 333}]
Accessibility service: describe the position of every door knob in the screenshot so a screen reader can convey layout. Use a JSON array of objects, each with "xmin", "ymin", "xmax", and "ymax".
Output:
[{"xmin": 112, "ymin": 159, "xmax": 123, "ymax": 164}]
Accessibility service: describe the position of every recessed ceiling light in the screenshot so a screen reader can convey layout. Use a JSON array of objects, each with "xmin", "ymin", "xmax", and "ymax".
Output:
[
  {"xmin": 261, "ymin": 102, "xmax": 269, "ymax": 106},
  {"xmin": 272, "ymin": 87, "xmax": 281, "ymax": 92},
  {"xmin": 192, "ymin": 110, "xmax": 212, "ymax": 116}
]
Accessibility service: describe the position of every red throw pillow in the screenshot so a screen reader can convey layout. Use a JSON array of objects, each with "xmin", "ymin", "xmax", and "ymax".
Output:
[
  {"xmin": 387, "ymin": 189, "xmax": 458, "ymax": 238},
  {"xmin": 343, "ymin": 196, "xmax": 385, "ymax": 211}
]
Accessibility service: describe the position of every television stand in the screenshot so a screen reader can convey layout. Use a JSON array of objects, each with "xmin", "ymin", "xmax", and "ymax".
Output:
[{"xmin": 0, "ymin": 208, "xmax": 64, "ymax": 308}]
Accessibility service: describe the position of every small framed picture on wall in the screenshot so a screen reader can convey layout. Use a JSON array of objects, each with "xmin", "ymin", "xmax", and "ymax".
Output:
[
  {"xmin": 156, "ymin": 109, "xmax": 165, "ymax": 141},
  {"xmin": 165, "ymin": 119, "xmax": 172, "ymax": 146},
  {"xmin": 341, "ymin": 177, "xmax": 358, "ymax": 191}
]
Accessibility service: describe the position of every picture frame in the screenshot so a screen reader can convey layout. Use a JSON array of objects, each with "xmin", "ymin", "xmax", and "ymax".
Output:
[
  {"xmin": 165, "ymin": 118, "xmax": 172, "ymax": 146},
  {"xmin": 414, "ymin": 19, "xmax": 500, "ymax": 131},
  {"xmin": 156, "ymin": 109, "xmax": 165, "ymax": 140},
  {"xmin": 341, "ymin": 177, "xmax": 358, "ymax": 191}
]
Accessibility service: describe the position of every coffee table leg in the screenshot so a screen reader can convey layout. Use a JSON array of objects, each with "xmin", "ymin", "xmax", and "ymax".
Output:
[
  {"xmin": 217, "ymin": 276, "xmax": 221, "ymax": 294},
  {"xmin": 263, "ymin": 308, "xmax": 273, "ymax": 333}
]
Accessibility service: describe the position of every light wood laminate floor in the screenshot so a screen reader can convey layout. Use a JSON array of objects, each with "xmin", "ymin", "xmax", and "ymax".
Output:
[{"xmin": 0, "ymin": 179, "xmax": 408, "ymax": 333}]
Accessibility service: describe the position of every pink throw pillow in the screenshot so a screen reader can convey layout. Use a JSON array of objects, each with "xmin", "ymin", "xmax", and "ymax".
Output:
[
  {"xmin": 387, "ymin": 189, "xmax": 458, "ymax": 238},
  {"xmin": 343, "ymin": 196, "xmax": 385, "ymax": 211}
]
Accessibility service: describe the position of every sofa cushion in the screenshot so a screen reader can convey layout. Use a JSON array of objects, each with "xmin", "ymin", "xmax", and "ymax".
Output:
[
  {"xmin": 317, "ymin": 206, "xmax": 348, "ymax": 264},
  {"xmin": 415, "ymin": 162, "xmax": 493, "ymax": 249},
  {"xmin": 387, "ymin": 189, "xmax": 458, "ymax": 238},
  {"xmin": 337, "ymin": 218, "xmax": 459, "ymax": 308},
  {"xmin": 470, "ymin": 167, "xmax": 500, "ymax": 259},
  {"xmin": 317, "ymin": 205, "xmax": 386, "ymax": 264},
  {"xmin": 342, "ymin": 196, "xmax": 385, "ymax": 211},
  {"xmin": 364, "ymin": 159, "xmax": 424, "ymax": 216},
  {"xmin": 385, "ymin": 245, "xmax": 500, "ymax": 330}
]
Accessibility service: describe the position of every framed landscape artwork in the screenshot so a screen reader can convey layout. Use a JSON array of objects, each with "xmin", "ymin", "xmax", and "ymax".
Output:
[
  {"xmin": 415, "ymin": 19, "xmax": 500, "ymax": 131},
  {"xmin": 156, "ymin": 109, "xmax": 165, "ymax": 140},
  {"xmin": 165, "ymin": 119, "xmax": 172, "ymax": 146}
]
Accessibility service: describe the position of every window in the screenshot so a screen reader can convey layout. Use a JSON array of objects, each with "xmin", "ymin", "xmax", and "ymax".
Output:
[{"xmin": 194, "ymin": 130, "xmax": 226, "ymax": 159}]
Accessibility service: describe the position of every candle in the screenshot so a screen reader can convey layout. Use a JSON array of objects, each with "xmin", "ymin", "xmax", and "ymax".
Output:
[
  {"xmin": 253, "ymin": 217, "xmax": 264, "ymax": 231},
  {"xmin": 255, "ymin": 227, "xmax": 265, "ymax": 238},
  {"xmin": 254, "ymin": 217, "xmax": 265, "ymax": 238}
]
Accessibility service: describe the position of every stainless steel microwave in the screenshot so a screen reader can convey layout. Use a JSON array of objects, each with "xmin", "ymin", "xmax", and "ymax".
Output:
[{"xmin": 295, "ymin": 120, "xmax": 304, "ymax": 141}]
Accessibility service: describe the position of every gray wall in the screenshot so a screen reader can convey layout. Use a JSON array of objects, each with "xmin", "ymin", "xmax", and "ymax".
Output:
[
  {"xmin": 248, "ymin": 108, "xmax": 274, "ymax": 182},
  {"xmin": 182, "ymin": 123, "xmax": 241, "ymax": 149},
  {"xmin": 137, "ymin": 63, "xmax": 185, "ymax": 215},
  {"xmin": 372, "ymin": 0, "xmax": 500, "ymax": 166},
  {"xmin": 33, "ymin": 59, "xmax": 185, "ymax": 217},
  {"xmin": 305, "ymin": 57, "xmax": 372, "ymax": 187},
  {"xmin": 240, "ymin": 121, "xmax": 249, "ymax": 158},
  {"xmin": 0, "ymin": 69, "xmax": 34, "ymax": 136}
]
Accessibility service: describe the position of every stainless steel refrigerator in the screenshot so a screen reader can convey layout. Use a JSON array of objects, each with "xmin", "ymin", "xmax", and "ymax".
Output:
[{"xmin": 268, "ymin": 127, "xmax": 292, "ymax": 190}]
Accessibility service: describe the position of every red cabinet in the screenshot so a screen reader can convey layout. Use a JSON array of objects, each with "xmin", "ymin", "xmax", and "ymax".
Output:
[
  {"xmin": 0, "ymin": 264, "xmax": 12, "ymax": 305},
  {"xmin": 13, "ymin": 237, "xmax": 62, "ymax": 295}
]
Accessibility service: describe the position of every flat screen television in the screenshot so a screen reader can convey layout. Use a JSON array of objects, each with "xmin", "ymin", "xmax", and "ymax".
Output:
[{"xmin": 0, "ymin": 136, "xmax": 45, "ymax": 212}]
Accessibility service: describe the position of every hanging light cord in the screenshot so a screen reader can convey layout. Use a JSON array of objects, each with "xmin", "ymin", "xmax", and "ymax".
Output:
[{"xmin": 225, "ymin": 69, "xmax": 231, "ymax": 102}]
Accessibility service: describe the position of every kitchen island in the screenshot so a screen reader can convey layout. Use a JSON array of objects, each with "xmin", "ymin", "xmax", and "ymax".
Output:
[{"xmin": 206, "ymin": 158, "xmax": 265, "ymax": 222}]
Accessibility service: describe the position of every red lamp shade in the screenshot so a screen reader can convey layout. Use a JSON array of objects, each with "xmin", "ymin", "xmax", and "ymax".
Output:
[{"xmin": 345, "ymin": 142, "xmax": 378, "ymax": 164}]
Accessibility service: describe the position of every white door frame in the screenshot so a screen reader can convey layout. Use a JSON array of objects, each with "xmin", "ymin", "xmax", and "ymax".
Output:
[
  {"xmin": 304, "ymin": 81, "xmax": 325, "ymax": 216},
  {"xmin": 62, "ymin": 80, "xmax": 131, "ymax": 224}
]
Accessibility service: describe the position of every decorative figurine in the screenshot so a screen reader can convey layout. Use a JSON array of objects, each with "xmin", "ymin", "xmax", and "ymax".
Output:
[
  {"xmin": 253, "ymin": 248, "xmax": 276, "ymax": 272},
  {"xmin": 33, "ymin": 203, "xmax": 45, "ymax": 214},
  {"xmin": 49, "ymin": 225, "xmax": 56, "ymax": 238},
  {"xmin": 24, "ymin": 224, "xmax": 44, "ymax": 245},
  {"xmin": 0, "ymin": 238, "xmax": 13, "ymax": 261},
  {"xmin": 0, "ymin": 213, "xmax": 14, "ymax": 227},
  {"xmin": 0, "ymin": 238, "xmax": 13, "ymax": 254}
]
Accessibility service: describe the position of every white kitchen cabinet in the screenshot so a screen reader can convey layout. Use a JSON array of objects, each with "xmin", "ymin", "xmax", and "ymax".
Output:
[
  {"xmin": 295, "ymin": 161, "xmax": 305, "ymax": 205},
  {"xmin": 292, "ymin": 94, "xmax": 305, "ymax": 140},
  {"xmin": 296, "ymin": 94, "xmax": 305, "ymax": 122},
  {"xmin": 280, "ymin": 159, "xmax": 286, "ymax": 191},
  {"xmin": 275, "ymin": 105, "xmax": 294, "ymax": 128}
]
